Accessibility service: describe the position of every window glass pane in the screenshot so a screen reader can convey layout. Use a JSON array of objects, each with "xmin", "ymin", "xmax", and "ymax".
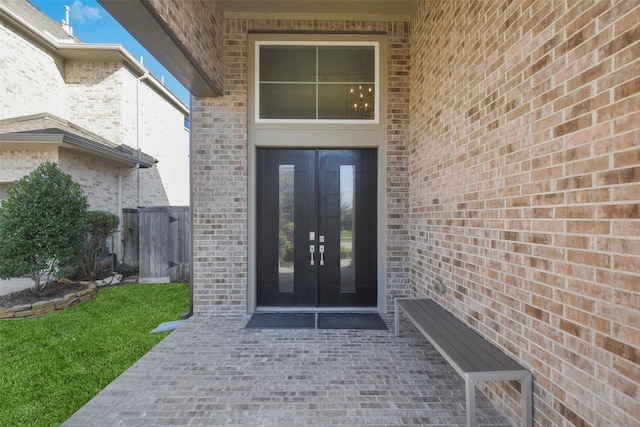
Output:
[
  {"xmin": 279, "ymin": 165, "xmax": 295, "ymax": 293},
  {"xmin": 318, "ymin": 46, "xmax": 375, "ymax": 82},
  {"xmin": 258, "ymin": 43, "xmax": 376, "ymax": 121},
  {"xmin": 260, "ymin": 83, "xmax": 316, "ymax": 119},
  {"xmin": 319, "ymin": 83, "xmax": 374, "ymax": 120},
  {"xmin": 340, "ymin": 165, "xmax": 355, "ymax": 293},
  {"xmin": 260, "ymin": 45, "xmax": 316, "ymax": 82}
]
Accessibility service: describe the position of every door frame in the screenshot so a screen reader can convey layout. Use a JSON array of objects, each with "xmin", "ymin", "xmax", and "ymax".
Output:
[
  {"xmin": 247, "ymin": 33, "xmax": 388, "ymax": 314},
  {"xmin": 248, "ymin": 143, "xmax": 386, "ymax": 314}
]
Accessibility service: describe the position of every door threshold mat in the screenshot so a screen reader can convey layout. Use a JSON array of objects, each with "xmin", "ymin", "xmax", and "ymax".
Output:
[
  {"xmin": 245, "ymin": 312, "xmax": 316, "ymax": 329},
  {"xmin": 318, "ymin": 312, "xmax": 388, "ymax": 330}
]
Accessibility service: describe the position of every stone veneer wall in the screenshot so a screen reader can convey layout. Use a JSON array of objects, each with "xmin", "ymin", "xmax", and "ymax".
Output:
[
  {"xmin": 191, "ymin": 18, "xmax": 411, "ymax": 313},
  {"xmin": 0, "ymin": 284, "xmax": 96, "ymax": 319},
  {"xmin": 410, "ymin": 1, "xmax": 638, "ymax": 426}
]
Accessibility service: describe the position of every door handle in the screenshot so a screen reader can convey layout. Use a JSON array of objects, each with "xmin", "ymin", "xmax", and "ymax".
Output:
[
  {"xmin": 319, "ymin": 245, "xmax": 325, "ymax": 266},
  {"xmin": 309, "ymin": 245, "xmax": 315, "ymax": 266}
]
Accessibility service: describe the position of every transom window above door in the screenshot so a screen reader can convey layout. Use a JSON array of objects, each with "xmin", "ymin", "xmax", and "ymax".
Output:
[{"xmin": 256, "ymin": 42, "xmax": 379, "ymax": 123}]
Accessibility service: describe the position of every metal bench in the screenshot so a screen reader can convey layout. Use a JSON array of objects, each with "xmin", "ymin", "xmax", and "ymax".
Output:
[{"xmin": 395, "ymin": 298, "xmax": 532, "ymax": 427}]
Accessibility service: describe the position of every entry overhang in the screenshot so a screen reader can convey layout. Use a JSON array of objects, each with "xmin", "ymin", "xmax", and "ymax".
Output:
[
  {"xmin": 98, "ymin": 0, "xmax": 418, "ymax": 98},
  {"xmin": 98, "ymin": 0, "xmax": 222, "ymax": 98}
]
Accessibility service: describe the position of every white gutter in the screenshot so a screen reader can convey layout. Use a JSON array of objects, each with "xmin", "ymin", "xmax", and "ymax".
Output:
[{"xmin": 0, "ymin": 133, "xmax": 154, "ymax": 167}]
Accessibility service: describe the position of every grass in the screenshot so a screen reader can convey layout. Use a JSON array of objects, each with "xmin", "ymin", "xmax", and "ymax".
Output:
[
  {"xmin": 340, "ymin": 230, "xmax": 353, "ymax": 240},
  {"xmin": 0, "ymin": 283, "xmax": 189, "ymax": 427}
]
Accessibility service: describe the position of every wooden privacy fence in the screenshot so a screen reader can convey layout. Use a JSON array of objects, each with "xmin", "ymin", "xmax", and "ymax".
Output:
[{"xmin": 122, "ymin": 206, "xmax": 190, "ymax": 283}]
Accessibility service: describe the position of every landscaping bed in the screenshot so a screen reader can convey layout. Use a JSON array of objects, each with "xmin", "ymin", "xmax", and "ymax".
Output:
[{"xmin": 0, "ymin": 282, "xmax": 96, "ymax": 319}]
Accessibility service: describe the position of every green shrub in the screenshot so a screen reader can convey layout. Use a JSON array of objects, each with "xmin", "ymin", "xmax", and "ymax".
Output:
[
  {"xmin": 279, "ymin": 235, "xmax": 294, "ymax": 263},
  {"xmin": 0, "ymin": 162, "xmax": 88, "ymax": 290},
  {"xmin": 81, "ymin": 210, "xmax": 120, "ymax": 279},
  {"xmin": 340, "ymin": 246, "xmax": 353, "ymax": 259}
]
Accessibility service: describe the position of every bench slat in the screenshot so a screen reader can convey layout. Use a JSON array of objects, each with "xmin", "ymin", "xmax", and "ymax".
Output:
[
  {"xmin": 418, "ymin": 299, "xmax": 523, "ymax": 372},
  {"xmin": 396, "ymin": 298, "xmax": 533, "ymax": 427},
  {"xmin": 398, "ymin": 299, "xmax": 524, "ymax": 374}
]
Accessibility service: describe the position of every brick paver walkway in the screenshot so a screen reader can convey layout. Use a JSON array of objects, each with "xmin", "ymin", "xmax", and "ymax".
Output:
[{"xmin": 63, "ymin": 314, "xmax": 512, "ymax": 426}]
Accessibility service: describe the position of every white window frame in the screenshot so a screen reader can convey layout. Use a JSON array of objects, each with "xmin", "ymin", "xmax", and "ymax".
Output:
[{"xmin": 255, "ymin": 41, "xmax": 380, "ymax": 124}]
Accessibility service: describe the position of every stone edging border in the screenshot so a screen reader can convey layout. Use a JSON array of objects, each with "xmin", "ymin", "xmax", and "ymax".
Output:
[{"xmin": 0, "ymin": 283, "xmax": 97, "ymax": 320}]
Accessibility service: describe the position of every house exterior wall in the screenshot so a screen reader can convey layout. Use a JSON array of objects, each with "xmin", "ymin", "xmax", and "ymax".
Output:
[
  {"xmin": 0, "ymin": 148, "xmax": 59, "ymax": 180},
  {"xmin": 410, "ymin": 1, "xmax": 639, "ymax": 426},
  {"xmin": 66, "ymin": 61, "xmax": 186, "ymax": 206},
  {"xmin": 0, "ymin": 21, "xmax": 67, "ymax": 119},
  {"xmin": 0, "ymin": 146, "xmax": 142, "ymax": 215},
  {"xmin": 137, "ymin": 81, "xmax": 190, "ymax": 206},
  {"xmin": 65, "ymin": 60, "xmax": 126, "ymax": 144},
  {"xmin": 57, "ymin": 149, "xmax": 130, "ymax": 215},
  {"xmin": 191, "ymin": 18, "xmax": 412, "ymax": 313},
  {"xmin": 1, "ymin": 0, "xmax": 189, "ymax": 207}
]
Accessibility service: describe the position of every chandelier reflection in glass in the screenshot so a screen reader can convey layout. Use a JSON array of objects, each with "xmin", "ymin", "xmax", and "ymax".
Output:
[{"xmin": 348, "ymin": 84, "xmax": 374, "ymax": 119}]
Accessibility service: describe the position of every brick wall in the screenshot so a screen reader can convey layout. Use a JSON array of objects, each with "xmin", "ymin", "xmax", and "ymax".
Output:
[
  {"xmin": 0, "ymin": 148, "xmax": 58, "ymax": 180},
  {"xmin": 409, "ymin": 0, "xmax": 639, "ymax": 425},
  {"xmin": 0, "ymin": 27, "xmax": 171, "ymax": 209},
  {"xmin": 2, "ymin": 16, "xmax": 185, "ymax": 207},
  {"xmin": 58, "ymin": 149, "xmax": 127, "ymax": 214},
  {"xmin": 137, "ymin": 80, "xmax": 190, "ymax": 206},
  {"xmin": 191, "ymin": 18, "xmax": 411, "ymax": 313},
  {"xmin": 66, "ymin": 61, "xmax": 183, "ymax": 206},
  {"xmin": 0, "ymin": 23, "xmax": 67, "ymax": 119},
  {"xmin": 148, "ymin": 0, "xmax": 224, "ymax": 95},
  {"xmin": 386, "ymin": 21, "xmax": 413, "ymax": 312},
  {"xmin": 65, "ymin": 60, "xmax": 127, "ymax": 144}
]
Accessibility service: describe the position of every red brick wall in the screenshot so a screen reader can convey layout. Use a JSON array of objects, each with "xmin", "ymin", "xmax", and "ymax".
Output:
[{"xmin": 410, "ymin": 0, "xmax": 639, "ymax": 425}]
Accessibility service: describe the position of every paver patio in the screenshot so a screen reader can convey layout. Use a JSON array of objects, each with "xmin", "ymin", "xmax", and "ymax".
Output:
[{"xmin": 63, "ymin": 314, "xmax": 512, "ymax": 426}]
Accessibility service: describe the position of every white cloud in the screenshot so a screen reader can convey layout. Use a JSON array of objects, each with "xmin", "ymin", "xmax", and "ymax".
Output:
[{"xmin": 70, "ymin": 0, "xmax": 102, "ymax": 23}]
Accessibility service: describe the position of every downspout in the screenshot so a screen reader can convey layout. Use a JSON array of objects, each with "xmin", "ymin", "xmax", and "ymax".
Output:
[
  {"xmin": 181, "ymin": 92, "xmax": 194, "ymax": 319},
  {"xmin": 136, "ymin": 72, "xmax": 149, "ymax": 207},
  {"xmin": 117, "ymin": 165, "xmax": 139, "ymax": 264}
]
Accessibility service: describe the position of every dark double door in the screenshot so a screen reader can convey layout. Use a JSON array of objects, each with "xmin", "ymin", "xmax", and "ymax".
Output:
[{"xmin": 257, "ymin": 149, "xmax": 377, "ymax": 307}]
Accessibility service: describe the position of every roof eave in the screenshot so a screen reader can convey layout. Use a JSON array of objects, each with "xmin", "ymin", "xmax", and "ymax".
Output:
[
  {"xmin": 98, "ymin": 0, "xmax": 221, "ymax": 98},
  {"xmin": 0, "ymin": 133, "xmax": 154, "ymax": 168},
  {"xmin": 0, "ymin": 3, "xmax": 189, "ymax": 115}
]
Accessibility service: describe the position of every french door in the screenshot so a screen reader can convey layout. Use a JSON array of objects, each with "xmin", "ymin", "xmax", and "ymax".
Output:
[{"xmin": 257, "ymin": 148, "xmax": 377, "ymax": 307}]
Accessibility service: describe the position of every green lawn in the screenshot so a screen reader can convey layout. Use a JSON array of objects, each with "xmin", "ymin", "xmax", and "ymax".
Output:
[
  {"xmin": 340, "ymin": 230, "xmax": 353, "ymax": 239},
  {"xmin": 0, "ymin": 283, "xmax": 189, "ymax": 427}
]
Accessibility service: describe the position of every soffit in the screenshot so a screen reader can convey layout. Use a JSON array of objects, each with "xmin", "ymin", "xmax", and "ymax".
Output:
[
  {"xmin": 97, "ymin": 0, "xmax": 418, "ymax": 97},
  {"xmin": 217, "ymin": 1, "xmax": 419, "ymax": 21}
]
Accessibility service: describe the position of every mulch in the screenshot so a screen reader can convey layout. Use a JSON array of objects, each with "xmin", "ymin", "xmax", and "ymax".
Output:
[
  {"xmin": 0, "ymin": 281, "xmax": 91, "ymax": 307},
  {"xmin": 1, "ymin": 269, "xmax": 138, "ymax": 308}
]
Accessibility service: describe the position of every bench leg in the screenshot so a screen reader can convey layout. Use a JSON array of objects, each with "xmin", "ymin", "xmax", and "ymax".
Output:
[
  {"xmin": 521, "ymin": 374, "xmax": 532, "ymax": 427},
  {"xmin": 466, "ymin": 378, "xmax": 477, "ymax": 427}
]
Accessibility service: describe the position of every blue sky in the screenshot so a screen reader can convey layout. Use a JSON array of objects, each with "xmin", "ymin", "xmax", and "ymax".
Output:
[{"xmin": 30, "ymin": 0, "xmax": 190, "ymax": 107}]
